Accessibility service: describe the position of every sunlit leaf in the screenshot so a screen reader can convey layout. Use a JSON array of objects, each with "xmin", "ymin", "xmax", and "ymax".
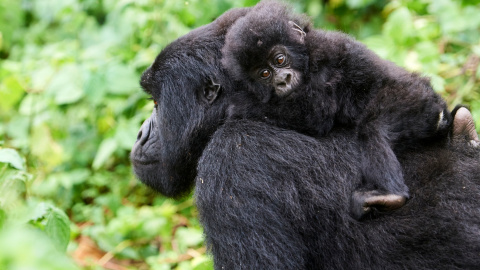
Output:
[
  {"xmin": 45, "ymin": 64, "xmax": 84, "ymax": 105},
  {"xmin": 383, "ymin": 7, "xmax": 413, "ymax": 45},
  {"xmin": 346, "ymin": 0, "xmax": 375, "ymax": 9},
  {"xmin": 18, "ymin": 94, "xmax": 49, "ymax": 116},
  {"xmin": 0, "ymin": 148, "xmax": 25, "ymax": 170},
  {"xmin": 105, "ymin": 63, "xmax": 140, "ymax": 95},
  {"xmin": 84, "ymin": 70, "xmax": 107, "ymax": 105},
  {"xmin": 45, "ymin": 206, "xmax": 71, "ymax": 252},
  {"xmin": 30, "ymin": 66, "xmax": 56, "ymax": 91},
  {"xmin": 0, "ymin": 76, "xmax": 24, "ymax": 113},
  {"xmin": 0, "ymin": 227, "xmax": 79, "ymax": 270},
  {"xmin": 175, "ymin": 227, "xmax": 204, "ymax": 249},
  {"xmin": 362, "ymin": 35, "xmax": 395, "ymax": 60},
  {"xmin": 0, "ymin": 1, "xmax": 22, "ymax": 51},
  {"xmin": 0, "ymin": 208, "xmax": 5, "ymax": 229},
  {"xmin": 31, "ymin": 0, "xmax": 79, "ymax": 23},
  {"xmin": 192, "ymin": 255, "xmax": 214, "ymax": 270},
  {"xmin": 27, "ymin": 202, "xmax": 50, "ymax": 223},
  {"xmin": 30, "ymin": 125, "xmax": 64, "ymax": 170},
  {"xmin": 92, "ymin": 138, "xmax": 118, "ymax": 170},
  {"xmin": 426, "ymin": 73, "xmax": 446, "ymax": 94}
]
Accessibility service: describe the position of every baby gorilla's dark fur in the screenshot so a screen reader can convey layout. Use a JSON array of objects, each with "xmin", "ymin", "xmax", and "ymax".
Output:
[{"xmin": 222, "ymin": 1, "xmax": 451, "ymax": 219}]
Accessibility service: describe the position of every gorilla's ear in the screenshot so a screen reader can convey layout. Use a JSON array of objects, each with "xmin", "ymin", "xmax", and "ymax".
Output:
[
  {"xmin": 288, "ymin": 21, "xmax": 306, "ymax": 44},
  {"xmin": 202, "ymin": 77, "xmax": 221, "ymax": 105}
]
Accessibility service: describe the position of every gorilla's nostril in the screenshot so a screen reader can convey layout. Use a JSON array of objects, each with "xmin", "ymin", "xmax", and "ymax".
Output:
[
  {"xmin": 137, "ymin": 118, "xmax": 152, "ymax": 145},
  {"xmin": 285, "ymin": 73, "xmax": 292, "ymax": 83}
]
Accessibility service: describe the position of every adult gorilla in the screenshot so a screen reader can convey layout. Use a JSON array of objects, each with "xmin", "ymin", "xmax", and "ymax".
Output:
[{"xmin": 130, "ymin": 7, "xmax": 480, "ymax": 270}]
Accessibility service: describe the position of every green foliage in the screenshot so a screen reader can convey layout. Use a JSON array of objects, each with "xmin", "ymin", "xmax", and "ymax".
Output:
[{"xmin": 0, "ymin": 0, "xmax": 479, "ymax": 269}]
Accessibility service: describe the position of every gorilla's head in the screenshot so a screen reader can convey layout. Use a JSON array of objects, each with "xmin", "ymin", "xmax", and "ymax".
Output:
[{"xmin": 130, "ymin": 8, "xmax": 250, "ymax": 197}]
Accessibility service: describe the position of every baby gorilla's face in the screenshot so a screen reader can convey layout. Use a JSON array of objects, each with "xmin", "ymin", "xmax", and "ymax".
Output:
[{"xmin": 252, "ymin": 45, "xmax": 302, "ymax": 98}]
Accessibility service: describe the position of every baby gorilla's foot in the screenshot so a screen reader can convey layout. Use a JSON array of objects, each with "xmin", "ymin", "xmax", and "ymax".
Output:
[
  {"xmin": 351, "ymin": 190, "xmax": 407, "ymax": 220},
  {"xmin": 453, "ymin": 107, "xmax": 479, "ymax": 147}
]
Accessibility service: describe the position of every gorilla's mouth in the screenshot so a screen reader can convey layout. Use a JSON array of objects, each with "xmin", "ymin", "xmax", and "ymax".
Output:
[
  {"xmin": 131, "ymin": 159, "xmax": 160, "ymax": 166},
  {"xmin": 277, "ymin": 82, "xmax": 287, "ymax": 88},
  {"xmin": 275, "ymin": 85, "xmax": 294, "ymax": 97}
]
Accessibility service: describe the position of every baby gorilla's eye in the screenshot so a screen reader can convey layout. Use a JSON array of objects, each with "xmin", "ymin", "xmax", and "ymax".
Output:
[
  {"xmin": 275, "ymin": 54, "xmax": 286, "ymax": 65},
  {"xmin": 260, "ymin": 69, "xmax": 271, "ymax": 79}
]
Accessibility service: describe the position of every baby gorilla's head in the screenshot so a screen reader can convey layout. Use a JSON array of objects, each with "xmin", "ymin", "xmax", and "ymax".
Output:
[
  {"xmin": 222, "ymin": 1, "xmax": 311, "ymax": 102},
  {"xmin": 255, "ymin": 42, "xmax": 303, "ymax": 97}
]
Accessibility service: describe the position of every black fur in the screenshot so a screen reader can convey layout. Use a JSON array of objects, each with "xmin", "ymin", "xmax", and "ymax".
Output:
[
  {"xmin": 131, "ymin": 4, "xmax": 480, "ymax": 270},
  {"xmin": 131, "ymin": 7, "xmax": 251, "ymax": 197},
  {"xmin": 196, "ymin": 119, "xmax": 480, "ymax": 269},
  {"xmin": 221, "ymin": 1, "xmax": 452, "ymax": 217}
]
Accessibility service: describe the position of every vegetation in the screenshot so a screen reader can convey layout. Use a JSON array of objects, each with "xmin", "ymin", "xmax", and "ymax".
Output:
[{"xmin": 0, "ymin": 0, "xmax": 479, "ymax": 269}]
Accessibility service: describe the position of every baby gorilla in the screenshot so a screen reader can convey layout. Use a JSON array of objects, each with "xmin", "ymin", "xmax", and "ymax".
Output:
[{"xmin": 222, "ymin": 1, "xmax": 452, "ymax": 219}]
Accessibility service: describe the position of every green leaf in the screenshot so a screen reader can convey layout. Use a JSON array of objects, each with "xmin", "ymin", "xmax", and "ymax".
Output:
[
  {"xmin": 30, "ymin": 65, "xmax": 56, "ymax": 91},
  {"xmin": 175, "ymin": 227, "xmax": 204, "ymax": 249},
  {"xmin": 0, "ymin": 76, "xmax": 24, "ymax": 113},
  {"xmin": 0, "ymin": 1, "xmax": 23, "ymax": 51},
  {"xmin": 0, "ymin": 208, "xmax": 5, "ymax": 229},
  {"xmin": 45, "ymin": 64, "xmax": 84, "ymax": 105},
  {"xmin": 192, "ymin": 255, "xmax": 214, "ymax": 270},
  {"xmin": 346, "ymin": 0, "xmax": 375, "ymax": 9},
  {"xmin": 0, "ymin": 227, "xmax": 79, "ymax": 270},
  {"xmin": 0, "ymin": 148, "xmax": 25, "ymax": 170},
  {"xmin": 425, "ymin": 73, "xmax": 446, "ymax": 93},
  {"xmin": 428, "ymin": 0, "xmax": 469, "ymax": 34},
  {"xmin": 18, "ymin": 94, "xmax": 49, "ymax": 116},
  {"xmin": 92, "ymin": 138, "xmax": 118, "ymax": 170},
  {"xmin": 30, "ymin": 125, "xmax": 64, "ymax": 170},
  {"xmin": 45, "ymin": 207, "xmax": 71, "ymax": 252},
  {"xmin": 105, "ymin": 63, "xmax": 140, "ymax": 95},
  {"xmin": 84, "ymin": 70, "xmax": 107, "ymax": 105},
  {"xmin": 362, "ymin": 35, "xmax": 394, "ymax": 60},
  {"xmin": 383, "ymin": 7, "xmax": 413, "ymax": 45},
  {"xmin": 26, "ymin": 202, "xmax": 50, "ymax": 223},
  {"xmin": 31, "ymin": 0, "xmax": 78, "ymax": 23}
]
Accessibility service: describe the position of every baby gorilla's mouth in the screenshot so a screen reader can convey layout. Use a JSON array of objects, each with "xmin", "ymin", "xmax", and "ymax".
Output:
[{"xmin": 275, "ymin": 84, "xmax": 294, "ymax": 97}]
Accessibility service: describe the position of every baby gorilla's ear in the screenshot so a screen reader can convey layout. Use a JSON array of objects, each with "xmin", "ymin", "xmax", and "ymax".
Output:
[{"xmin": 288, "ymin": 21, "xmax": 306, "ymax": 44}]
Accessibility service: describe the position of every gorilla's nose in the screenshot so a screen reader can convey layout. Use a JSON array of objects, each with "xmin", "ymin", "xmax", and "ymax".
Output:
[
  {"xmin": 136, "ymin": 118, "xmax": 152, "ymax": 145},
  {"xmin": 275, "ymin": 72, "xmax": 292, "ymax": 87}
]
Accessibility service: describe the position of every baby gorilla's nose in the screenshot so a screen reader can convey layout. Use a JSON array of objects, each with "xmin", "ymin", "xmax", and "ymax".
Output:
[
  {"xmin": 274, "ymin": 70, "xmax": 294, "ymax": 97},
  {"xmin": 275, "ymin": 71, "xmax": 292, "ymax": 87},
  {"xmin": 285, "ymin": 73, "xmax": 292, "ymax": 84}
]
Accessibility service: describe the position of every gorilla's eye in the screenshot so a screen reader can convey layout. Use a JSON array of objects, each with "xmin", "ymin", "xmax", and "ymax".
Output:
[
  {"xmin": 275, "ymin": 54, "xmax": 286, "ymax": 66},
  {"xmin": 260, "ymin": 69, "xmax": 271, "ymax": 79}
]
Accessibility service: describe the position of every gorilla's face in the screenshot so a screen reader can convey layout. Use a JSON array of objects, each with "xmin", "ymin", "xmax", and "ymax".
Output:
[
  {"xmin": 129, "ymin": 7, "xmax": 252, "ymax": 197},
  {"xmin": 252, "ymin": 45, "xmax": 303, "ymax": 98},
  {"xmin": 130, "ymin": 64, "xmax": 199, "ymax": 197},
  {"xmin": 130, "ymin": 27, "xmax": 227, "ymax": 197}
]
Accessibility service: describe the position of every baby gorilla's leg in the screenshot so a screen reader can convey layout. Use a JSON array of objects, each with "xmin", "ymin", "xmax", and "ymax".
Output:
[
  {"xmin": 351, "ymin": 191, "xmax": 406, "ymax": 220},
  {"xmin": 351, "ymin": 125, "xmax": 409, "ymax": 220}
]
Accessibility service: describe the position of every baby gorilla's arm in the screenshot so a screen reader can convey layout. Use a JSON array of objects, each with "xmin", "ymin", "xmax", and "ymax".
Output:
[{"xmin": 351, "ymin": 122, "xmax": 409, "ymax": 219}]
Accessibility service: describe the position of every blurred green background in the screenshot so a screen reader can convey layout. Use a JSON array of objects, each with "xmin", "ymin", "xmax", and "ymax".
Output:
[{"xmin": 0, "ymin": 0, "xmax": 479, "ymax": 269}]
